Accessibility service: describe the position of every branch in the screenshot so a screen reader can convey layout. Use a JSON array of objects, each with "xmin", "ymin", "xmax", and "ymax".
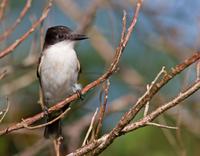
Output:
[
  {"xmin": 0, "ymin": 69, "xmax": 7, "ymax": 80},
  {"xmin": 53, "ymin": 137, "xmax": 63, "ymax": 156},
  {"xmin": 57, "ymin": 0, "xmax": 144, "ymax": 88},
  {"xmin": 22, "ymin": 107, "xmax": 71, "ymax": 130},
  {"xmin": 95, "ymin": 80, "xmax": 110, "ymax": 138},
  {"xmin": 123, "ymin": 80, "xmax": 200, "ymax": 133},
  {"xmin": 143, "ymin": 66, "xmax": 166, "ymax": 116},
  {"xmin": 67, "ymin": 67, "xmax": 200, "ymax": 156},
  {"xmin": 145, "ymin": 122, "xmax": 178, "ymax": 130},
  {"xmin": 82, "ymin": 108, "xmax": 99, "ymax": 146},
  {"xmin": 0, "ymin": 0, "xmax": 32, "ymax": 41},
  {"xmin": 0, "ymin": 0, "xmax": 53, "ymax": 59},
  {"xmin": 197, "ymin": 60, "xmax": 200, "ymax": 81},
  {"xmin": 0, "ymin": 0, "xmax": 140, "ymax": 136},
  {"xmin": 0, "ymin": 0, "xmax": 8, "ymax": 21},
  {"xmin": 0, "ymin": 98, "xmax": 10, "ymax": 123},
  {"xmin": 90, "ymin": 50, "xmax": 200, "ymax": 155}
]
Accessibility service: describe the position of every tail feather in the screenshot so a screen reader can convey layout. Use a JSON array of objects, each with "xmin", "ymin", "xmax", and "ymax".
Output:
[
  {"xmin": 43, "ymin": 103, "xmax": 69, "ymax": 139},
  {"xmin": 44, "ymin": 117, "xmax": 62, "ymax": 139}
]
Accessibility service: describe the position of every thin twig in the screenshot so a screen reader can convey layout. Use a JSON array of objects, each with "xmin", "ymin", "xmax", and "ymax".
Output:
[
  {"xmin": 144, "ymin": 66, "xmax": 166, "ymax": 116},
  {"xmin": 82, "ymin": 108, "xmax": 99, "ymax": 146},
  {"xmin": 0, "ymin": 0, "xmax": 53, "ymax": 59},
  {"xmin": 22, "ymin": 107, "xmax": 71, "ymax": 130},
  {"xmin": 146, "ymin": 122, "xmax": 178, "ymax": 130},
  {"xmin": 121, "ymin": 10, "xmax": 127, "ymax": 42},
  {"xmin": 95, "ymin": 80, "xmax": 110, "ymax": 138},
  {"xmin": 197, "ymin": 60, "xmax": 200, "ymax": 81},
  {"xmin": 0, "ymin": 0, "xmax": 32, "ymax": 41},
  {"xmin": 0, "ymin": 0, "xmax": 8, "ymax": 21},
  {"xmin": 71, "ymin": 51, "xmax": 200, "ymax": 155},
  {"xmin": 53, "ymin": 137, "xmax": 63, "ymax": 156},
  {"xmin": 0, "ymin": 3, "xmax": 198, "ymax": 140},
  {"xmin": 0, "ymin": 98, "xmax": 10, "ymax": 123},
  {"xmin": 123, "ymin": 80, "xmax": 200, "ymax": 133},
  {"xmin": 67, "ymin": 80, "xmax": 200, "ymax": 156},
  {"xmin": 143, "ymin": 85, "xmax": 150, "ymax": 117},
  {"xmin": 57, "ymin": 0, "xmax": 144, "ymax": 89},
  {"xmin": 0, "ymin": 69, "xmax": 7, "ymax": 80}
]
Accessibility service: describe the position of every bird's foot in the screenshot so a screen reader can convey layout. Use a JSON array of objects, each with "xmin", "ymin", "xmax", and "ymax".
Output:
[
  {"xmin": 42, "ymin": 106, "xmax": 49, "ymax": 119},
  {"xmin": 72, "ymin": 83, "xmax": 84, "ymax": 100}
]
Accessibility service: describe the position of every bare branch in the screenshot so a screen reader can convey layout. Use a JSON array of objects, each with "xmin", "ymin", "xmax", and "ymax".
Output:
[
  {"xmin": 123, "ymin": 80, "xmax": 200, "ymax": 133},
  {"xmin": 95, "ymin": 80, "xmax": 110, "ymax": 138},
  {"xmin": 146, "ymin": 122, "xmax": 178, "ymax": 130},
  {"xmin": 67, "ymin": 79, "xmax": 200, "ymax": 156},
  {"xmin": 0, "ymin": 1, "xmax": 199, "ymax": 143},
  {"xmin": 53, "ymin": 137, "xmax": 63, "ymax": 156},
  {"xmin": 0, "ymin": 0, "xmax": 32, "ymax": 41},
  {"xmin": 0, "ymin": 0, "xmax": 8, "ymax": 21},
  {"xmin": 0, "ymin": 69, "xmax": 7, "ymax": 80},
  {"xmin": 22, "ymin": 107, "xmax": 71, "ymax": 130},
  {"xmin": 0, "ymin": 98, "xmax": 10, "ymax": 123},
  {"xmin": 197, "ymin": 60, "xmax": 200, "ymax": 81},
  {"xmin": 144, "ymin": 66, "xmax": 166, "ymax": 116},
  {"xmin": 82, "ymin": 108, "xmax": 98, "ymax": 146},
  {"xmin": 0, "ymin": 0, "xmax": 53, "ymax": 59}
]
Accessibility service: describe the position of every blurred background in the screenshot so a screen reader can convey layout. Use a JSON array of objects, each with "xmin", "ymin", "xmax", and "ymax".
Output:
[{"xmin": 0, "ymin": 0, "xmax": 200, "ymax": 155}]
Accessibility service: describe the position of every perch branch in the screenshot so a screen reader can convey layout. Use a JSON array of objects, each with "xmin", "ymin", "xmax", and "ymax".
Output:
[{"xmin": 0, "ymin": 3, "xmax": 137, "ymax": 136}]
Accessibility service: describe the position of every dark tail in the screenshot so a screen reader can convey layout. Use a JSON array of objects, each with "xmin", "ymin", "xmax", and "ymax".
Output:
[{"xmin": 44, "ymin": 115, "xmax": 62, "ymax": 139}]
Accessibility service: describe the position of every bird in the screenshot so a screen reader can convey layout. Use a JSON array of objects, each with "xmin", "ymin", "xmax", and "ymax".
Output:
[{"xmin": 37, "ymin": 25, "xmax": 88, "ymax": 138}]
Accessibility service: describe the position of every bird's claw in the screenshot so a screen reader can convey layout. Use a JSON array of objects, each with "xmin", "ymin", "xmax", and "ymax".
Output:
[{"xmin": 72, "ymin": 83, "xmax": 83, "ymax": 100}]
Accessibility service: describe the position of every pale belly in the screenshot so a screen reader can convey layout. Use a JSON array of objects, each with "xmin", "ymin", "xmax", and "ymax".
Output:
[{"xmin": 40, "ymin": 49, "xmax": 79, "ymax": 105}]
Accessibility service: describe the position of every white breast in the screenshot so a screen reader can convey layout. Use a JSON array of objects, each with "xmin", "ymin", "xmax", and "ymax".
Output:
[{"xmin": 40, "ymin": 41, "xmax": 79, "ymax": 105}]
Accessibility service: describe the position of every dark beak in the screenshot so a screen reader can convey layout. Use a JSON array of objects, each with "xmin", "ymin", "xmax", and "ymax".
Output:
[{"xmin": 71, "ymin": 34, "xmax": 88, "ymax": 41}]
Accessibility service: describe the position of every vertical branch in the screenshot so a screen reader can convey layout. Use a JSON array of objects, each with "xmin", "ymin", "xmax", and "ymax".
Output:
[
  {"xmin": 0, "ymin": 0, "xmax": 8, "ymax": 21},
  {"xmin": 91, "ymin": 1, "xmax": 143, "ymax": 155},
  {"xmin": 0, "ymin": 98, "xmax": 10, "ymax": 123},
  {"xmin": 197, "ymin": 60, "xmax": 200, "ymax": 81},
  {"xmin": 121, "ymin": 10, "xmax": 127, "ymax": 42},
  {"xmin": 0, "ymin": 69, "xmax": 7, "ymax": 80},
  {"xmin": 95, "ymin": 80, "xmax": 110, "ymax": 138},
  {"xmin": 82, "ymin": 108, "xmax": 99, "ymax": 146},
  {"xmin": 53, "ymin": 137, "xmax": 63, "ymax": 156}
]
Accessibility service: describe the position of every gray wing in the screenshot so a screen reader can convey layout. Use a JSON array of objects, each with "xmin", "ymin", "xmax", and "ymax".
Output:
[{"xmin": 37, "ymin": 54, "xmax": 43, "ymax": 86}]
